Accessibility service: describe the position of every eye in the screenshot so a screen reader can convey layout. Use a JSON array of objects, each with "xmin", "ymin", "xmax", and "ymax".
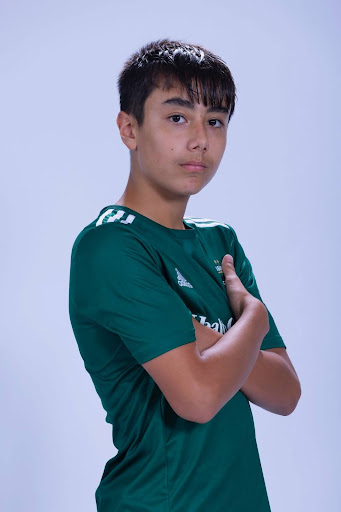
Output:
[
  {"xmin": 168, "ymin": 115, "xmax": 186, "ymax": 123},
  {"xmin": 208, "ymin": 119, "xmax": 224, "ymax": 127}
]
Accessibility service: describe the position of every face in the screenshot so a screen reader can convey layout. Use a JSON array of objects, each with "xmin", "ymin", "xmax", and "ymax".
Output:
[{"xmin": 121, "ymin": 81, "xmax": 229, "ymax": 199}]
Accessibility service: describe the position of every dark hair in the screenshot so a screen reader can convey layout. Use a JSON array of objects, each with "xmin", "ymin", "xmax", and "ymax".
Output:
[{"xmin": 117, "ymin": 38, "xmax": 237, "ymax": 127}]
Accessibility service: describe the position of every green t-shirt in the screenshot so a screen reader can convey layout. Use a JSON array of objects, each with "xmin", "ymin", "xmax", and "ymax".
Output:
[{"xmin": 68, "ymin": 204, "xmax": 286, "ymax": 512}]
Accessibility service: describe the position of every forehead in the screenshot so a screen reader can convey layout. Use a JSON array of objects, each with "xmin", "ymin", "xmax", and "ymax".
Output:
[
  {"xmin": 153, "ymin": 81, "xmax": 192, "ymax": 99},
  {"xmin": 146, "ymin": 82, "xmax": 229, "ymax": 114}
]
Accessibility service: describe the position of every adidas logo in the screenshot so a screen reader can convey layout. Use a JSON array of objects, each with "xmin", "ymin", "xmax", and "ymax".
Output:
[{"xmin": 175, "ymin": 268, "xmax": 193, "ymax": 288}]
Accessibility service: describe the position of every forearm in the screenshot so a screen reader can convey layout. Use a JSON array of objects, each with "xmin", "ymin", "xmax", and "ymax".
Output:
[
  {"xmin": 240, "ymin": 350, "xmax": 300, "ymax": 415},
  {"xmin": 193, "ymin": 314, "xmax": 298, "ymax": 416},
  {"xmin": 197, "ymin": 302, "xmax": 269, "ymax": 420}
]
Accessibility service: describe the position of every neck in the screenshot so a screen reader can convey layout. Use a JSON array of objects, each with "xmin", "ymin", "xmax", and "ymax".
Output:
[{"xmin": 114, "ymin": 176, "xmax": 189, "ymax": 230}]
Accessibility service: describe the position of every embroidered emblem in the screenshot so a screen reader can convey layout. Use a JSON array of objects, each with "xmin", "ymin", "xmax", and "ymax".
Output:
[{"xmin": 214, "ymin": 258, "xmax": 225, "ymax": 284}]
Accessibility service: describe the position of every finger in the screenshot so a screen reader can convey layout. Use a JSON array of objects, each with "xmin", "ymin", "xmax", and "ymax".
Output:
[
  {"xmin": 221, "ymin": 254, "xmax": 234, "ymax": 274},
  {"xmin": 223, "ymin": 254, "xmax": 233, "ymax": 264}
]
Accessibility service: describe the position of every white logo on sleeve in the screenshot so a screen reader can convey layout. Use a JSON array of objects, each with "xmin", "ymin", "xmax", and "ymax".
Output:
[{"xmin": 175, "ymin": 268, "xmax": 193, "ymax": 288}]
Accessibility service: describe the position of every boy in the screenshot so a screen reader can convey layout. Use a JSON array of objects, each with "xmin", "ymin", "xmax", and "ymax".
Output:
[{"xmin": 68, "ymin": 38, "xmax": 301, "ymax": 511}]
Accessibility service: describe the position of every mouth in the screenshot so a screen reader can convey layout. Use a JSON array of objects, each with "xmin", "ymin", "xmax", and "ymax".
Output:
[{"xmin": 180, "ymin": 163, "xmax": 207, "ymax": 172}]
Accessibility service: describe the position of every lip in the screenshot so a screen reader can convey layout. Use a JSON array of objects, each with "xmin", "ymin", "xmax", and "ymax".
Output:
[{"xmin": 180, "ymin": 161, "xmax": 207, "ymax": 171}]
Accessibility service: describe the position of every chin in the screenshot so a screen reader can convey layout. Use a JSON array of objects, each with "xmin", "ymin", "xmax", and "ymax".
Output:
[{"xmin": 181, "ymin": 183, "xmax": 207, "ymax": 196}]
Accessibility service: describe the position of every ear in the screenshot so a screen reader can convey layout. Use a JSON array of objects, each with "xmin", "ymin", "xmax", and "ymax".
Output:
[{"xmin": 116, "ymin": 111, "xmax": 138, "ymax": 150}]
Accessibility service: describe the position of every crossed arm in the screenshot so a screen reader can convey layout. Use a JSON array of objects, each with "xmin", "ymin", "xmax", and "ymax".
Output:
[
  {"xmin": 240, "ymin": 346, "xmax": 301, "ymax": 415},
  {"xmin": 192, "ymin": 318, "xmax": 301, "ymax": 416}
]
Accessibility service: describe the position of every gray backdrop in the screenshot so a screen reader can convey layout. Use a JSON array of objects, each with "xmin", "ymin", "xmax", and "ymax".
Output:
[{"xmin": 1, "ymin": 1, "xmax": 340, "ymax": 511}]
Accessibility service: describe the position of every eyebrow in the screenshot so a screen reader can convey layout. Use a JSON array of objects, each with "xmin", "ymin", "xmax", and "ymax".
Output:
[{"xmin": 161, "ymin": 97, "xmax": 229, "ymax": 114}]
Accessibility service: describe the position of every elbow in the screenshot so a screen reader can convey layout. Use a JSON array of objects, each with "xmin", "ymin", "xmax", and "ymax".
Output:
[
  {"xmin": 179, "ymin": 397, "xmax": 216, "ymax": 424},
  {"xmin": 177, "ymin": 406, "xmax": 213, "ymax": 424},
  {"xmin": 282, "ymin": 380, "xmax": 302, "ymax": 416},
  {"xmin": 194, "ymin": 406, "xmax": 216, "ymax": 424},
  {"xmin": 175, "ymin": 387, "xmax": 217, "ymax": 424}
]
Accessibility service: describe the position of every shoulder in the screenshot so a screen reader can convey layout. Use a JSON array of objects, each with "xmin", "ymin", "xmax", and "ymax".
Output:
[
  {"xmin": 184, "ymin": 215, "xmax": 237, "ymax": 241},
  {"xmin": 70, "ymin": 210, "xmax": 156, "ymax": 268}
]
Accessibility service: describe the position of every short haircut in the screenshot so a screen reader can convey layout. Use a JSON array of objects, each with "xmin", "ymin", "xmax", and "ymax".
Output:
[{"xmin": 117, "ymin": 38, "xmax": 237, "ymax": 127}]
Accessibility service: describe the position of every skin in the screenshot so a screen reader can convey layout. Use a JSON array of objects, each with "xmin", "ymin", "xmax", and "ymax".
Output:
[
  {"xmin": 115, "ymin": 79, "xmax": 301, "ymax": 415},
  {"xmin": 115, "ymin": 80, "xmax": 230, "ymax": 229}
]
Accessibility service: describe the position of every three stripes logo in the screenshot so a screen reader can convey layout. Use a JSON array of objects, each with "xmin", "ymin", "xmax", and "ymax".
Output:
[{"xmin": 96, "ymin": 208, "xmax": 136, "ymax": 227}]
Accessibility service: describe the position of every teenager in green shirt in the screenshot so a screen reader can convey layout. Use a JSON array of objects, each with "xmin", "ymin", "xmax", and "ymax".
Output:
[{"xmin": 69, "ymin": 38, "xmax": 301, "ymax": 511}]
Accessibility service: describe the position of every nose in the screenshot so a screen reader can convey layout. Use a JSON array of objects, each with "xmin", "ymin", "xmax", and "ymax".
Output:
[{"xmin": 187, "ymin": 120, "xmax": 209, "ymax": 151}]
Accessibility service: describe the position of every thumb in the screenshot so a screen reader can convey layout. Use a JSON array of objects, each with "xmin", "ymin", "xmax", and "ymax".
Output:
[{"xmin": 221, "ymin": 253, "xmax": 235, "ymax": 274}]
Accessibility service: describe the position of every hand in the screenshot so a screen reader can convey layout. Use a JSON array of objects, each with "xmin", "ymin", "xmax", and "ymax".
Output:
[
  {"xmin": 192, "ymin": 317, "xmax": 222, "ymax": 354},
  {"xmin": 221, "ymin": 254, "xmax": 264, "ymax": 322}
]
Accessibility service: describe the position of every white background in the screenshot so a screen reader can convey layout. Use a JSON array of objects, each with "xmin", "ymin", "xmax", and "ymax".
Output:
[{"xmin": 1, "ymin": 1, "xmax": 340, "ymax": 510}]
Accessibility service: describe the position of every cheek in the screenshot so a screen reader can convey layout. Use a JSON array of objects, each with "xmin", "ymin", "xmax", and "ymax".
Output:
[
  {"xmin": 210, "ymin": 137, "xmax": 226, "ymax": 163},
  {"xmin": 139, "ymin": 132, "xmax": 161, "ymax": 162},
  {"xmin": 148, "ymin": 135, "xmax": 177, "ymax": 163}
]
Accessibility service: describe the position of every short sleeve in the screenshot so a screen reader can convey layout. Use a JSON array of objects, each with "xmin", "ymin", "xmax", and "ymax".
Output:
[
  {"xmin": 69, "ymin": 225, "xmax": 196, "ymax": 364},
  {"xmin": 227, "ymin": 225, "xmax": 286, "ymax": 350}
]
